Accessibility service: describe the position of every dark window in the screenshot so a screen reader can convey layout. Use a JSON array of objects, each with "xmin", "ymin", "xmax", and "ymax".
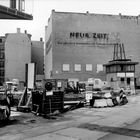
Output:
[
  {"xmin": 0, "ymin": 78, "xmax": 4, "ymax": 85},
  {"xmin": 127, "ymin": 78, "xmax": 131, "ymax": 85},
  {"xmin": 121, "ymin": 65, "xmax": 124, "ymax": 71},
  {"xmin": 0, "ymin": 70, "xmax": 4, "ymax": 76},
  {"xmin": 121, "ymin": 78, "xmax": 125, "ymax": 83},
  {"xmin": 0, "ymin": 47, "xmax": 4, "ymax": 51},
  {"xmin": 111, "ymin": 78, "xmax": 113, "ymax": 82},
  {"xmin": 107, "ymin": 67, "xmax": 111, "ymax": 73},
  {"xmin": 0, "ymin": 39, "xmax": 2, "ymax": 43},
  {"xmin": 0, "ymin": 61, "xmax": 4, "ymax": 67}
]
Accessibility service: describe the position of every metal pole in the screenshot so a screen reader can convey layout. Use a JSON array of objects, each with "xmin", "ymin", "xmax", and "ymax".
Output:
[{"xmin": 49, "ymin": 97, "xmax": 52, "ymax": 114}]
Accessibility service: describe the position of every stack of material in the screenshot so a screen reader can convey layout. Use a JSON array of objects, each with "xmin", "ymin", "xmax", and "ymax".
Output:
[
  {"xmin": 90, "ymin": 92, "xmax": 123, "ymax": 108},
  {"xmin": 32, "ymin": 90, "xmax": 64, "ymax": 115},
  {"xmin": 42, "ymin": 91, "xmax": 64, "ymax": 115}
]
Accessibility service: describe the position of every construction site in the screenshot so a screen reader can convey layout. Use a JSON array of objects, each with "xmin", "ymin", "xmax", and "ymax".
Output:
[{"xmin": 1, "ymin": 0, "xmax": 140, "ymax": 140}]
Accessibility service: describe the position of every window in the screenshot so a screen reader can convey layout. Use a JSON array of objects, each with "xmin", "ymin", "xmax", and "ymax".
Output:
[
  {"xmin": 0, "ymin": 39, "xmax": 2, "ymax": 43},
  {"xmin": 86, "ymin": 64, "xmax": 92, "ymax": 71},
  {"xmin": 74, "ymin": 64, "xmax": 81, "ymax": 71},
  {"xmin": 117, "ymin": 65, "xmax": 121, "ymax": 72},
  {"xmin": 121, "ymin": 78, "xmax": 125, "ymax": 83},
  {"xmin": 0, "ymin": 78, "xmax": 4, "ymax": 85},
  {"xmin": 0, "ymin": 52, "xmax": 4, "ymax": 59},
  {"xmin": 0, "ymin": 61, "xmax": 4, "ymax": 67},
  {"xmin": 130, "ymin": 65, "xmax": 134, "ymax": 71},
  {"xmin": 120, "ymin": 65, "xmax": 124, "ymax": 71},
  {"xmin": 106, "ymin": 67, "xmax": 110, "ymax": 73},
  {"xmin": 21, "ymin": 0, "xmax": 25, "ymax": 11},
  {"xmin": 0, "ymin": 70, "xmax": 4, "ymax": 76},
  {"xmin": 111, "ymin": 78, "xmax": 113, "ymax": 82},
  {"xmin": 96, "ymin": 64, "xmax": 103, "ymax": 73},
  {"xmin": 62, "ymin": 64, "xmax": 70, "ymax": 71},
  {"xmin": 127, "ymin": 78, "xmax": 131, "ymax": 85},
  {"xmin": 127, "ymin": 65, "xmax": 131, "ymax": 71}
]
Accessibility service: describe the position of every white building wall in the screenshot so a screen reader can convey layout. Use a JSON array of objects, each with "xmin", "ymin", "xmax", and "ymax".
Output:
[
  {"xmin": 45, "ymin": 47, "xmax": 52, "ymax": 78},
  {"xmin": 5, "ymin": 32, "xmax": 31, "ymax": 82}
]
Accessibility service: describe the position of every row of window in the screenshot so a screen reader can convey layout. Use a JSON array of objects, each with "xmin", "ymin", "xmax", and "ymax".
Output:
[
  {"xmin": 106, "ymin": 65, "xmax": 135, "ymax": 73},
  {"xmin": 63, "ymin": 64, "xmax": 92, "ymax": 72},
  {"xmin": 120, "ymin": 77, "xmax": 132, "ymax": 85},
  {"xmin": 62, "ymin": 64, "xmax": 103, "ymax": 72},
  {"xmin": 110, "ymin": 77, "xmax": 133, "ymax": 85}
]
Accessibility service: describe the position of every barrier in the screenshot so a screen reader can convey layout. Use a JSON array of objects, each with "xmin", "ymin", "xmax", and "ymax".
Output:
[
  {"xmin": 94, "ymin": 99, "xmax": 108, "ymax": 107},
  {"xmin": 116, "ymin": 96, "xmax": 120, "ymax": 104},
  {"xmin": 91, "ymin": 95, "xmax": 127, "ymax": 108},
  {"xmin": 92, "ymin": 97, "xmax": 119, "ymax": 108},
  {"xmin": 106, "ymin": 98, "xmax": 114, "ymax": 107}
]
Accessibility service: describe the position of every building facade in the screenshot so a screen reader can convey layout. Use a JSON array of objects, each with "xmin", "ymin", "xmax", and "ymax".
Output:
[
  {"xmin": 0, "ymin": 28, "xmax": 31, "ymax": 85},
  {"xmin": 45, "ymin": 10, "xmax": 140, "ymax": 82},
  {"xmin": 31, "ymin": 38, "xmax": 44, "ymax": 80},
  {"xmin": 0, "ymin": 37, "xmax": 6, "ymax": 85},
  {"xmin": 1, "ymin": 0, "xmax": 25, "ymax": 11}
]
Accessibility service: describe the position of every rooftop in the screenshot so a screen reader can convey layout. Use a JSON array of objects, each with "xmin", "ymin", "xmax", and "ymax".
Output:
[
  {"xmin": 104, "ymin": 59, "xmax": 139, "ymax": 66},
  {"xmin": 52, "ymin": 10, "xmax": 140, "ymax": 20}
]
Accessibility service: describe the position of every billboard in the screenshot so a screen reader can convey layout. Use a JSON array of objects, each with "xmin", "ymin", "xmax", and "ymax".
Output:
[{"xmin": 26, "ymin": 63, "xmax": 36, "ymax": 89}]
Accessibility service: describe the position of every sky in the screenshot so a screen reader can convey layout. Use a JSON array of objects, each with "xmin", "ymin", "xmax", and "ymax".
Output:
[{"xmin": 0, "ymin": 0, "xmax": 140, "ymax": 41}]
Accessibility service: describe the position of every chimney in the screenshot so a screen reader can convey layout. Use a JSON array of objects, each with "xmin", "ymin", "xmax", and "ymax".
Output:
[
  {"xmin": 17, "ymin": 28, "xmax": 20, "ymax": 33},
  {"xmin": 24, "ymin": 30, "xmax": 27, "ymax": 34},
  {"xmin": 52, "ymin": 9, "xmax": 55, "ymax": 13}
]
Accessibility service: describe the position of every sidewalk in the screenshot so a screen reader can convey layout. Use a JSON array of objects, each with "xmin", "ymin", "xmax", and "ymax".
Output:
[{"xmin": 1, "ymin": 94, "xmax": 140, "ymax": 140}]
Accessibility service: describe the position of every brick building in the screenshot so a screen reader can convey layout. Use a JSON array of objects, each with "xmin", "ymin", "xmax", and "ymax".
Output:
[{"xmin": 45, "ymin": 10, "xmax": 140, "ymax": 83}]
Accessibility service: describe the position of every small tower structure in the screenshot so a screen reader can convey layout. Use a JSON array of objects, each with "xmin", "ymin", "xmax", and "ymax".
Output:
[{"xmin": 104, "ymin": 43, "xmax": 138, "ymax": 94}]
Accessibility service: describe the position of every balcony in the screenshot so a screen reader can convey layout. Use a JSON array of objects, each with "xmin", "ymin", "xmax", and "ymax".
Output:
[{"xmin": 0, "ymin": 4, "xmax": 33, "ymax": 20}]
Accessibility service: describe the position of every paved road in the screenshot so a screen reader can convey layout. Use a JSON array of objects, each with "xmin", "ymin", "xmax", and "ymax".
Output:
[{"xmin": 0, "ymin": 94, "xmax": 140, "ymax": 140}]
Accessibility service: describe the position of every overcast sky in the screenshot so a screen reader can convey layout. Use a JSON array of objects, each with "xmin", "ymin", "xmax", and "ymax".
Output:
[{"xmin": 0, "ymin": 0, "xmax": 140, "ymax": 41}]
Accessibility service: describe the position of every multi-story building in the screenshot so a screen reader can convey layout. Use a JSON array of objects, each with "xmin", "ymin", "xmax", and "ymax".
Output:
[
  {"xmin": 45, "ymin": 10, "xmax": 140, "ymax": 83},
  {"xmin": 0, "ymin": 37, "xmax": 6, "ymax": 85},
  {"xmin": 0, "ymin": 28, "xmax": 32, "ymax": 85}
]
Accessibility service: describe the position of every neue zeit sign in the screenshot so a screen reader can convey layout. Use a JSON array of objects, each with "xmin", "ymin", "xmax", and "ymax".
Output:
[
  {"xmin": 55, "ymin": 31, "xmax": 121, "ymax": 47},
  {"xmin": 70, "ymin": 32, "xmax": 109, "ymax": 40}
]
